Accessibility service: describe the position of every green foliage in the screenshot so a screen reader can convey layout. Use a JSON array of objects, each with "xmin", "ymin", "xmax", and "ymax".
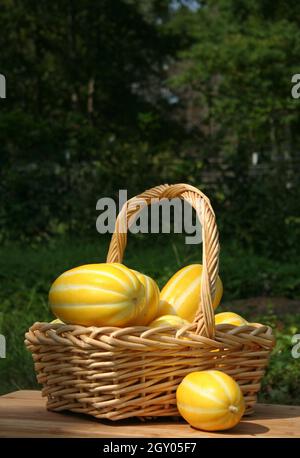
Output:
[
  {"xmin": 257, "ymin": 313, "xmax": 300, "ymax": 405},
  {"xmin": 169, "ymin": 0, "xmax": 300, "ymax": 257},
  {"xmin": 0, "ymin": 0, "xmax": 183, "ymax": 240},
  {"xmin": 220, "ymin": 242, "xmax": 300, "ymax": 299},
  {"xmin": 0, "ymin": 0, "xmax": 300, "ymax": 260}
]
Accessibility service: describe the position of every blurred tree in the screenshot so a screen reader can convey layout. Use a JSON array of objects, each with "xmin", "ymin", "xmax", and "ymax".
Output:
[
  {"xmin": 169, "ymin": 0, "xmax": 300, "ymax": 257},
  {"xmin": 0, "ymin": 0, "xmax": 299, "ymax": 258},
  {"xmin": 0, "ymin": 0, "xmax": 182, "ymax": 239}
]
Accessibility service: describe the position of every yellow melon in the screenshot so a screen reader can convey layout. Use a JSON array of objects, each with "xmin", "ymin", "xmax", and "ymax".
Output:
[
  {"xmin": 176, "ymin": 370, "xmax": 245, "ymax": 431},
  {"xmin": 159, "ymin": 264, "xmax": 223, "ymax": 322},
  {"xmin": 149, "ymin": 314, "xmax": 189, "ymax": 329},
  {"xmin": 130, "ymin": 270, "xmax": 160, "ymax": 326},
  {"xmin": 49, "ymin": 263, "xmax": 145, "ymax": 327},
  {"xmin": 215, "ymin": 312, "xmax": 247, "ymax": 327},
  {"xmin": 50, "ymin": 318, "xmax": 64, "ymax": 324}
]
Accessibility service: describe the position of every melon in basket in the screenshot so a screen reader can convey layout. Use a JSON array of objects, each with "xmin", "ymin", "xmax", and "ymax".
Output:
[
  {"xmin": 159, "ymin": 264, "xmax": 223, "ymax": 321},
  {"xmin": 215, "ymin": 312, "xmax": 247, "ymax": 327},
  {"xmin": 130, "ymin": 270, "xmax": 160, "ymax": 326},
  {"xmin": 49, "ymin": 262, "xmax": 146, "ymax": 327},
  {"xmin": 149, "ymin": 314, "xmax": 189, "ymax": 328}
]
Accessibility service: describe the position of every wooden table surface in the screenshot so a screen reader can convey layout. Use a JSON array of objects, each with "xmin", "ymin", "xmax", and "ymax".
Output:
[{"xmin": 0, "ymin": 391, "xmax": 299, "ymax": 438}]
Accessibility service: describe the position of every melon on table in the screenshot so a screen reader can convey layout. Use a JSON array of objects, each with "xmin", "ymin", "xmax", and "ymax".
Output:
[{"xmin": 176, "ymin": 370, "xmax": 245, "ymax": 431}]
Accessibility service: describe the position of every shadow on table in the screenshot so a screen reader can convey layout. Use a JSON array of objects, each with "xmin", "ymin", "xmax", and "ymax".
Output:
[
  {"xmin": 215, "ymin": 421, "xmax": 269, "ymax": 436},
  {"xmin": 70, "ymin": 413, "xmax": 271, "ymax": 436},
  {"xmin": 56, "ymin": 411, "xmax": 271, "ymax": 437},
  {"xmin": 60, "ymin": 403, "xmax": 299, "ymax": 427},
  {"xmin": 248, "ymin": 404, "xmax": 300, "ymax": 420}
]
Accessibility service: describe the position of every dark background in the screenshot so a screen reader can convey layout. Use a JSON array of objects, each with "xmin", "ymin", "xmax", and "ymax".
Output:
[{"xmin": 0, "ymin": 0, "xmax": 299, "ymax": 404}]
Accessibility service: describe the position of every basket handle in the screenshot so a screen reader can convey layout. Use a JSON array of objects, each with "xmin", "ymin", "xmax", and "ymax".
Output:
[{"xmin": 106, "ymin": 183, "xmax": 219, "ymax": 338}]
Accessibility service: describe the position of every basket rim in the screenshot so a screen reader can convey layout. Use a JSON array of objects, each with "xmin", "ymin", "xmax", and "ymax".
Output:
[{"xmin": 25, "ymin": 320, "xmax": 275, "ymax": 352}]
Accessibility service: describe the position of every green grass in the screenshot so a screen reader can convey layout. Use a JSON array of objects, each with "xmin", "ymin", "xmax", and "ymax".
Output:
[
  {"xmin": 258, "ymin": 314, "xmax": 300, "ymax": 405},
  {"xmin": 0, "ymin": 235, "xmax": 300, "ymax": 404}
]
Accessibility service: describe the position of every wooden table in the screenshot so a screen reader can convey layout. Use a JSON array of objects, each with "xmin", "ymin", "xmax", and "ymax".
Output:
[{"xmin": 0, "ymin": 391, "xmax": 299, "ymax": 438}]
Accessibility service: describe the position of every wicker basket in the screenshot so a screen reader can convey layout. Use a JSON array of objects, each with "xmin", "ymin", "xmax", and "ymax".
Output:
[{"xmin": 25, "ymin": 183, "xmax": 275, "ymax": 421}]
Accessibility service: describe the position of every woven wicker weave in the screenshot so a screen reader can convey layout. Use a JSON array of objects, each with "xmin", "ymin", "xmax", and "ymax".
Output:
[{"xmin": 25, "ymin": 183, "xmax": 275, "ymax": 420}]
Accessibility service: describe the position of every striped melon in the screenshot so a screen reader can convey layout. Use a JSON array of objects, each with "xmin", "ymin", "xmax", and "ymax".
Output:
[
  {"xmin": 215, "ymin": 312, "xmax": 247, "ymax": 327},
  {"xmin": 49, "ymin": 263, "xmax": 145, "ymax": 327},
  {"xmin": 176, "ymin": 370, "xmax": 245, "ymax": 431},
  {"xmin": 149, "ymin": 314, "xmax": 189, "ymax": 329},
  {"xmin": 159, "ymin": 264, "xmax": 223, "ymax": 322},
  {"xmin": 50, "ymin": 318, "xmax": 64, "ymax": 324},
  {"xmin": 130, "ymin": 270, "xmax": 160, "ymax": 326}
]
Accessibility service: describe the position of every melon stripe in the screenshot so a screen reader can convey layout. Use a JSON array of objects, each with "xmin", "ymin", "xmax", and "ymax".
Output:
[
  {"xmin": 183, "ymin": 379, "xmax": 226, "ymax": 407},
  {"xmin": 52, "ymin": 300, "xmax": 133, "ymax": 308},
  {"xmin": 60, "ymin": 269, "xmax": 129, "ymax": 289},
  {"xmin": 51, "ymin": 284, "xmax": 128, "ymax": 298},
  {"xmin": 129, "ymin": 269, "xmax": 160, "ymax": 326},
  {"xmin": 175, "ymin": 276, "xmax": 200, "ymax": 312},
  {"xmin": 208, "ymin": 371, "xmax": 233, "ymax": 404},
  {"xmin": 144, "ymin": 275, "xmax": 151, "ymax": 301},
  {"xmin": 189, "ymin": 412, "xmax": 232, "ymax": 429},
  {"xmin": 177, "ymin": 402, "xmax": 226, "ymax": 416},
  {"xmin": 112, "ymin": 263, "xmax": 137, "ymax": 289},
  {"xmin": 161, "ymin": 264, "xmax": 195, "ymax": 299}
]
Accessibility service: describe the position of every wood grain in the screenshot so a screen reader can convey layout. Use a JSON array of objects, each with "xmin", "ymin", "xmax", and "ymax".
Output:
[{"xmin": 0, "ymin": 391, "xmax": 299, "ymax": 438}]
